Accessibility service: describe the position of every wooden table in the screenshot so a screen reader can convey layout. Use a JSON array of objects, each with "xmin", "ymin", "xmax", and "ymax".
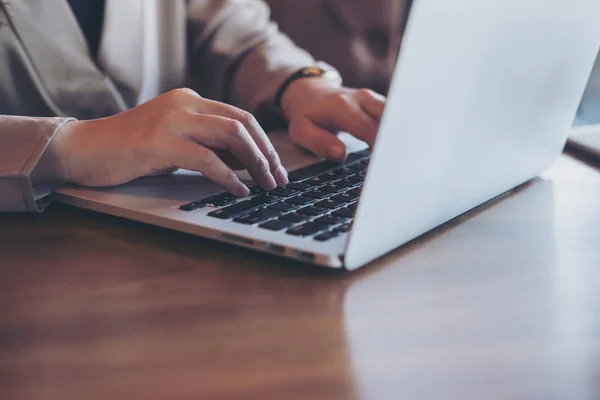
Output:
[{"xmin": 1, "ymin": 154, "xmax": 599, "ymax": 400}]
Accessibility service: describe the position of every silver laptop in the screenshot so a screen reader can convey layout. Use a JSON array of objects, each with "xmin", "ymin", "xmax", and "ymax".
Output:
[{"xmin": 54, "ymin": 0, "xmax": 600, "ymax": 270}]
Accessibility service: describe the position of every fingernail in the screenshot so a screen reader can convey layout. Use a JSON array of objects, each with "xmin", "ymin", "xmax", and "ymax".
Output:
[
  {"xmin": 264, "ymin": 172, "xmax": 277, "ymax": 190},
  {"xmin": 275, "ymin": 166, "xmax": 289, "ymax": 186},
  {"xmin": 328, "ymin": 145, "xmax": 346, "ymax": 161},
  {"xmin": 234, "ymin": 182, "xmax": 250, "ymax": 197}
]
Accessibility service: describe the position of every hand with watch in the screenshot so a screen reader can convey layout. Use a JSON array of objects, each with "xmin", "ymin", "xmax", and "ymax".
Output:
[{"xmin": 275, "ymin": 62, "xmax": 386, "ymax": 162}]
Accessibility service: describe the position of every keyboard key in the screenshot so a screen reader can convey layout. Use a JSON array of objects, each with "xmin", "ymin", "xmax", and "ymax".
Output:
[
  {"xmin": 286, "ymin": 222, "xmax": 329, "ymax": 237},
  {"xmin": 233, "ymin": 208, "xmax": 282, "ymax": 225},
  {"xmin": 321, "ymin": 183, "xmax": 345, "ymax": 194},
  {"xmin": 271, "ymin": 187, "xmax": 300, "ymax": 197},
  {"xmin": 314, "ymin": 215, "xmax": 347, "ymax": 225},
  {"xmin": 303, "ymin": 189, "xmax": 330, "ymax": 199},
  {"xmin": 344, "ymin": 180, "xmax": 362, "ymax": 189},
  {"xmin": 286, "ymin": 182, "xmax": 313, "ymax": 191},
  {"xmin": 331, "ymin": 193, "xmax": 358, "ymax": 203},
  {"xmin": 286, "ymin": 196, "xmax": 314, "ymax": 205},
  {"xmin": 287, "ymin": 152, "xmax": 370, "ymax": 182},
  {"xmin": 297, "ymin": 206, "xmax": 329, "ymax": 216},
  {"xmin": 347, "ymin": 188, "xmax": 361, "ymax": 196},
  {"xmin": 248, "ymin": 185, "xmax": 266, "ymax": 195},
  {"xmin": 251, "ymin": 194, "xmax": 281, "ymax": 204},
  {"xmin": 179, "ymin": 201, "xmax": 205, "ymax": 211},
  {"xmin": 288, "ymin": 161, "xmax": 340, "ymax": 181},
  {"xmin": 197, "ymin": 195, "xmax": 220, "ymax": 205},
  {"xmin": 348, "ymin": 149, "xmax": 371, "ymax": 160},
  {"xmin": 201, "ymin": 193, "xmax": 237, "ymax": 207},
  {"xmin": 267, "ymin": 202, "xmax": 299, "ymax": 212},
  {"xmin": 335, "ymin": 223, "xmax": 352, "ymax": 233},
  {"xmin": 208, "ymin": 197, "xmax": 266, "ymax": 219},
  {"xmin": 280, "ymin": 213, "xmax": 312, "ymax": 223},
  {"xmin": 315, "ymin": 231, "xmax": 340, "ymax": 242},
  {"xmin": 338, "ymin": 178, "xmax": 359, "ymax": 188},
  {"xmin": 304, "ymin": 176, "xmax": 330, "ymax": 186},
  {"xmin": 259, "ymin": 219, "xmax": 294, "ymax": 231},
  {"xmin": 181, "ymin": 190, "xmax": 239, "ymax": 210},
  {"xmin": 337, "ymin": 167, "xmax": 356, "ymax": 175},
  {"xmin": 320, "ymin": 171, "xmax": 342, "ymax": 181},
  {"xmin": 332, "ymin": 207, "xmax": 354, "ymax": 218},
  {"xmin": 314, "ymin": 199, "xmax": 344, "ymax": 209},
  {"xmin": 348, "ymin": 160, "xmax": 368, "ymax": 171}
]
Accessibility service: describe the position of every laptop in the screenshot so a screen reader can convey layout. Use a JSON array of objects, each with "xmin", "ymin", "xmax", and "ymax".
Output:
[{"xmin": 54, "ymin": 0, "xmax": 600, "ymax": 270}]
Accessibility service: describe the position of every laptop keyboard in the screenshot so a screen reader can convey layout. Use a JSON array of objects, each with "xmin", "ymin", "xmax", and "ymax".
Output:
[{"xmin": 179, "ymin": 149, "xmax": 370, "ymax": 242}]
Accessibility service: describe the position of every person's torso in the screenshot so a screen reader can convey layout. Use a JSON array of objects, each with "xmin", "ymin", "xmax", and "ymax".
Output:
[{"xmin": 0, "ymin": 0, "xmax": 187, "ymax": 119}]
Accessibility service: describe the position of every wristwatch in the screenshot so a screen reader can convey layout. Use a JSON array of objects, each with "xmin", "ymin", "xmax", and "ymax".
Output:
[{"xmin": 274, "ymin": 62, "xmax": 343, "ymax": 110}]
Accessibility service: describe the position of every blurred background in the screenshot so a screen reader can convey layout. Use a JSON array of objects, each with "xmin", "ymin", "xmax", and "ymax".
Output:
[
  {"xmin": 574, "ymin": 52, "xmax": 600, "ymax": 126},
  {"xmin": 266, "ymin": 0, "xmax": 600, "ymax": 125},
  {"xmin": 266, "ymin": 0, "xmax": 408, "ymax": 95}
]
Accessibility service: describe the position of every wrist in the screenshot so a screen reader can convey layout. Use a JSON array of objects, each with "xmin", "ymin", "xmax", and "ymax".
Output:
[
  {"xmin": 281, "ymin": 77, "xmax": 342, "ymax": 120},
  {"xmin": 31, "ymin": 119, "xmax": 84, "ymax": 185},
  {"xmin": 278, "ymin": 64, "xmax": 343, "ymax": 120},
  {"xmin": 30, "ymin": 119, "xmax": 78, "ymax": 185}
]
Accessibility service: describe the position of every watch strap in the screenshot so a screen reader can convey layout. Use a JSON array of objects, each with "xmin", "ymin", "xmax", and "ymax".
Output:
[{"xmin": 273, "ymin": 63, "xmax": 343, "ymax": 109}]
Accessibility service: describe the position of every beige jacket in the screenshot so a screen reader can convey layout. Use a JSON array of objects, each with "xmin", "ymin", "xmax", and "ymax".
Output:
[{"xmin": 0, "ymin": 0, "xmax": 315, "ymax": 212}]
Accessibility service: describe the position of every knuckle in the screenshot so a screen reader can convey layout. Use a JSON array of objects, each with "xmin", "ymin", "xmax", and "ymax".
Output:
[
  {"xmin": 168, "ymin": 88, "xmax": 189, "ymax": 100},
  {"xmin": 224, "ymin": 168, "xmax": 240, "ymax": 185},
  {"xmin": 197, "ymin": 148, "xmax": 217, "ymax": 167},
  {"xmin": 225, "ymin": 119, "xmax": 248, "ymax": 139},
  {"xmin": 234, "ymin": 110, "xmax": 256, "ymax": 126},
  {"xmin": 254, "ymin": 154, "xmax": 270, "ymax": 175},
  {"xmin": 358, "ymin": 88, "xmax": 375, "ymax": 99},
  {"xmin": 359, "ymin": 88, "xmax": 385, "ymax": 104},
  {"xmin": 265, "ymin": 146, "xmax": 281, "ymax": 165},
  {"xmin": 166, "ymin": 88, "xmax": 198, "ymax": 103},
  {"xmin": 333, "ymin": 93, "xmax": 353, "ymax": 108}
]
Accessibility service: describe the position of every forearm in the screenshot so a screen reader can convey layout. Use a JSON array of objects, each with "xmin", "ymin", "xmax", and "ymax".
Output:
[
  {"xmin": 232, "ymin": 31, "xmax": 315, "ymax": 115},
  {"xmin": 186, "ymin": 0, "xmax": 315, "ymax": 119}
]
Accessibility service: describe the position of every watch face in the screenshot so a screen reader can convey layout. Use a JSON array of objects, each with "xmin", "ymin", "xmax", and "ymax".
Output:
[
  {"xmin": 303, "ymin": 67, "xmax": 325, "ymax": 77},
  {"xmin": 314, "ymin": 62, "xmax": 344, "ymax": 84},
  {"xmin": 305, "ymin": 67, "xmax": 322, "ymax": 74}
]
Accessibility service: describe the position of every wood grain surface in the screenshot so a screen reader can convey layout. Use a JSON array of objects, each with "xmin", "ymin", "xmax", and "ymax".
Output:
[{"xmin": 1, "ymin": 155, "xmax": 599, "ymax": 400}]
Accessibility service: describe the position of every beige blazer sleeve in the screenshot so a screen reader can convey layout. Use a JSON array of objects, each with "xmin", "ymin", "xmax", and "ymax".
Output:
[
  {"xmin": 0, "ymin": 116, "xmax": 73, "ymax": 212},
  {"xmin": 186, "ymin": 0, "xmax": 316, "ymax": 125},
  {"xmin": 0, "ymin": 0, "xmax": 319, "ymax": 212}
]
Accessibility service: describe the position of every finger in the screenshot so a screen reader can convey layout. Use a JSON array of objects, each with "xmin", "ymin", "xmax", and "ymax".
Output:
[
  {"xmin": 147, "ymin": 168, "xmax": 178, "ymax": 177},
  {"xmin": 189, "ymin": 97, "xmax": 288, "ymax": 186},
  {"xmin": 167, "ymin": 139, "xmax": 249, "ymax": 197},
  {"xmin": 180, "ymin": 114, "xmax": 277, "ymax": 191},
  {"xmin": 290, "ymin": 119, "xmax": 348, "ymax": 162},
  {"xmin": 308, "ymin": 93, "xmax": 379, "ymax": 147},
  {"xmin": 357, "ymin": 89, "xmax": 386, "ymax": 121},
  {"xmin": 214, "ymin": 150, "xmax": 245, "ymax": 170}
]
